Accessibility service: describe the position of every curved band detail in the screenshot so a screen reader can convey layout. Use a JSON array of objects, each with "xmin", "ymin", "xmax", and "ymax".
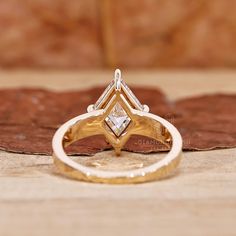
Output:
[{"xmin": 52, "ymin": 109, "xmax": 183, "ymax": 184}]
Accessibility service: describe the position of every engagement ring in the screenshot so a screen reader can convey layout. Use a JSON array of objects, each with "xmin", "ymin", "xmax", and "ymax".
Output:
[{"xmin": 52, "ymin": 69, "xmax": 183, "ymax": 184}]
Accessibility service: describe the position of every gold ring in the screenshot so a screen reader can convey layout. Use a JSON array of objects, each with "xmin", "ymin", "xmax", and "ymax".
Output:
[{"xmin": 52, "ymin": 69, "xmax": 183, "ymax": 184}]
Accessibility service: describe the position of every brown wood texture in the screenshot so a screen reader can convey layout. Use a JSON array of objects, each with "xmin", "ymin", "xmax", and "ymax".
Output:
[
  {"xmin": 1, "ymin": 86, "xmax": 236, "ymax": 155},
  {"xmin": 0, "ymin": 0, "xmax": 236, "ymax": 69},
  {"xmin": 0, "ymin": 71, "xmax": 236, "ymax": 236}
]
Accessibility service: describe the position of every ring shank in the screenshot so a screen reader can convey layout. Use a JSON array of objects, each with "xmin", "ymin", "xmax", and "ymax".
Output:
[{"xmin": 52, "ymin": 109, "xmax": 183, "ymax": 184}]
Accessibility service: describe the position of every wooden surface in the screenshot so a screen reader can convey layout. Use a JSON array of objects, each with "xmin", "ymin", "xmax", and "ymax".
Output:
[
  {"xmin": 1, "ymin": 1, "xmax": 236, "ymax": 69},
  {"xmin": 0, "ymin": 70, "xmax": 236, "ymax": 236}
]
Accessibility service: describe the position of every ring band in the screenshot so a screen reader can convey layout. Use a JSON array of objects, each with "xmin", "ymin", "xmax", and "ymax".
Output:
[{"xmin": 52, "ymin": 70, "xmax": 183, "ymax": 184}]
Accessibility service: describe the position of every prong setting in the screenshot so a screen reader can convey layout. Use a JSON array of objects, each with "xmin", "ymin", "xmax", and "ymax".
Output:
[{"xmin": 114, "ymin": 69, "xmax": 122, "ymax": 91}]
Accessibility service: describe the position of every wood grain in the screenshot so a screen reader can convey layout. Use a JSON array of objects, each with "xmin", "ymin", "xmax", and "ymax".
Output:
[
  {"xmin": 0, "ymin": 71, "xmax": 236, "ymax": 236},
  {"xmin": 1, "ymin": 1, "xmax": 236, "ymax": 68}
]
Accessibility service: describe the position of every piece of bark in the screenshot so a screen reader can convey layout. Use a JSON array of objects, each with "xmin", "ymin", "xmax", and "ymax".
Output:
[
  {"xmin": 0, "ymin": 87, "xmax": 235, "ymax": 155},
  {"xmin": 175, "ymin": 94, "xmax": 236, "ymax": 150}
]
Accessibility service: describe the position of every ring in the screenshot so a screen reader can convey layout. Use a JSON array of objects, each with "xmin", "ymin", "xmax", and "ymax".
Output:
[{"xmin": 52, "ymin": 69, "xmax": 183, "ymax": 184}]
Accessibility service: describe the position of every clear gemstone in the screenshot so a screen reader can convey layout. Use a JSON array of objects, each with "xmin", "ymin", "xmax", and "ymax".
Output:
[
  {"xmin": 121, "ymin": 80, "xmax": 143, "ymax": 110},
  {"xmin": 94, "ymin": 80, "xmax": 115, "ymax": 110},
  {"xmin": 105, "ymin": 102, "xmax": 131, "ymax": 137}
]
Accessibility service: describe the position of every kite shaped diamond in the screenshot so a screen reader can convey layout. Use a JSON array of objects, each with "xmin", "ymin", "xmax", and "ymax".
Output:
[{"xmin": 105, "ymin": 102, "xmax": 131, "ymax": 137}]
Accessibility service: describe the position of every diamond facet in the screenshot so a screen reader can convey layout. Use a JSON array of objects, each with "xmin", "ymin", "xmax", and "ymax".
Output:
[
  {"xmin": 121, "ymin": 80, "xmax": 144, "ymax": 110},
  {"xmin": 105, "ymin": 102, "xmax": 131, "ymax": 137},
  {"xmin": 94, "ymin": 80, "xmax": 115, "ymax": 110}
]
